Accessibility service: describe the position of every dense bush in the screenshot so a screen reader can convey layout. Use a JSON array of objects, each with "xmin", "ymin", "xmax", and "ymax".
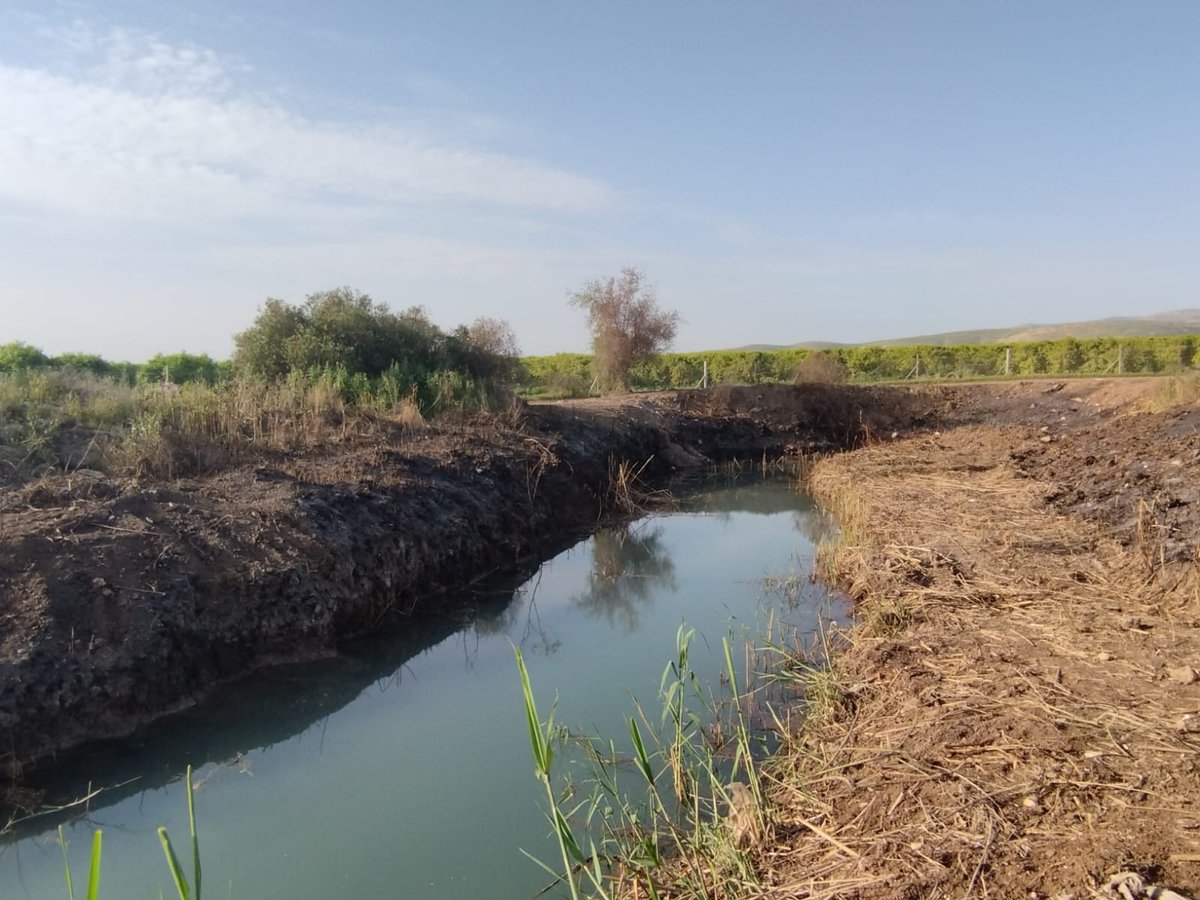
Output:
[
  {"xmin": 232, "ymin": 288, "xmax": 519, "ymax": 412},
  {"xmin": 0, "ymin": 342, "xmax": 50, "ymax": 373}
]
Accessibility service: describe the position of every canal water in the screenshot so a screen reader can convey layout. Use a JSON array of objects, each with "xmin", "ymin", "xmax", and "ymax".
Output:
[{"xmin": 0, "ymin": 476, "xmax": 845, "ymax": 900}]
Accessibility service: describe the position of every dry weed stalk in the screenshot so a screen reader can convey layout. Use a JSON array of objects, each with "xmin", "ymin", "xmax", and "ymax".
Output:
[{"xmin": 605, "ymin": 456, "xmax": 673, "ymax": 515}]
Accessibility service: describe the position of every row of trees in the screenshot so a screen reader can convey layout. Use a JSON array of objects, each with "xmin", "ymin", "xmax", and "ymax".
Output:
[
  {"xmin": 2, "ymin": 289, "xmax": 527, "ymax": 414},
  {"xmin": 522, "ymin": 333, "xmax": 1199, "ymax": 394}
]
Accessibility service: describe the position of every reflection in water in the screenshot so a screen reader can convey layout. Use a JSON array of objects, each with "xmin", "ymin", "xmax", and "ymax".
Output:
[
  {"xmin": 573, "ymin": 522, "xmax": 678, "ymax": 631},
  {"xmin": 472, "ymin": 573, "xmax": 562, "ymax": 657},
  {"xmin": 792, "ymin": 506, "xmax": 838, "ymax": 547}
]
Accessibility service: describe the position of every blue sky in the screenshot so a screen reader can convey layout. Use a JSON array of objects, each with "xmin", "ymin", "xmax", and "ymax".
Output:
[{"xmin": 1, "ymin": 1, "xmax": 1198, "ymax": 360}]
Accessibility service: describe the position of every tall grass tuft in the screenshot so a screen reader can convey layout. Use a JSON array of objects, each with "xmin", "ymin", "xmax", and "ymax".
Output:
[
  {"xmin": 50, "ymin": 765, "xmax": 200, "ymax": 900},
  {"xmin": 514, "ymin": 646, "xmax": 596, "ymax": 900}
]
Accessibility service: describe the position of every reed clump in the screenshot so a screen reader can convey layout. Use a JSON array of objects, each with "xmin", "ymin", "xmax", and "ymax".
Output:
[{"xmin": 515, "ymin": 622, "xmax": 781, "ymax": 900}]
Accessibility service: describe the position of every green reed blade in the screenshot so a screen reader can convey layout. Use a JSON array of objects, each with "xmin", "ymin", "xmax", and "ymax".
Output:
[
  {"xmin": 184, "ymin": 765, "xmax": 201, "ymax": 900},
  {"xmin": 514, "ymin": 646, "xmax": 552, "ymax": 776},
  {"xmin": 57, "ymin": 826, "xmax": 75, "ymax": 900},
  {"xmin": 628, "ymin": 717, "xmax": 655, "ymax": 787},
  {"xmin": 85, "ymin": 830, "xmax": 102, "ymax": 900},
  {"xmin": 157, "ymin": 827, "xmax": 190, "ymax": 900}
]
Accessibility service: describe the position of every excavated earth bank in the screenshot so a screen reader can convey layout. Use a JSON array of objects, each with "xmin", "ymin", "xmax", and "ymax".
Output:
[{"xmin": 0, "ymin": 383, "xmax": 936, "ymax": 812}]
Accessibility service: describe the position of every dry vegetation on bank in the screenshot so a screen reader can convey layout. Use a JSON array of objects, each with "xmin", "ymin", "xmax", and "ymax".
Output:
[{"xmin": 747, "ymin": 424, "xmax": 1200, "ymax": 898}]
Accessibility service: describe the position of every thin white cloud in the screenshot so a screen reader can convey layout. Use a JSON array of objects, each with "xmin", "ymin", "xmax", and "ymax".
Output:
[{"xmin": 0, "ymin": 23, "xmax": 620, "ymax": 225}]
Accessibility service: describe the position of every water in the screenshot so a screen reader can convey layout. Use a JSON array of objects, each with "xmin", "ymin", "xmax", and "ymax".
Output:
[{"xmin": 1, "ymin": 477, "xmax": 844, "ymax": 900}]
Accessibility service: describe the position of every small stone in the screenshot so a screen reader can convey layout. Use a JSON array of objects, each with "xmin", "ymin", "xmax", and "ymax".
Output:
[
  {"xmin": 1022, "ymin": 795, "xmax": 1042, "ymax": 811},
  {"xmin": 1097, "ymin": 651, "xmax": 1115, "ymax": 661},
  {"xmin": 1177, "ymin": 714, "xmax": 1200, "ymax": 733},
  {"xmin": 91, "ymin": 577, "xmax": 107, "ymax": 589},
  {"xmin": 1169, "ymin": 665, "xmax": 1199, "ymax": 685},
  {"xmin": 1040, "ymin": 435, "xmax": 1053, "ymax": 443}
]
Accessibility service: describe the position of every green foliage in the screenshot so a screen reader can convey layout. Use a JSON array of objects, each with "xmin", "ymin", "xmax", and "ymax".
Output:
[
  {"xmin": 52, "ymin": 766, "xmax": 200, "ymax": 900},
  {"xmin": 157, "ymin": 766, "xmax": 200, "ymax": 900},
  {"xmin": 231, "ymin": 287, "xmax": 517, "ymax": 413},
  {"xmin": 139, "ymin": 353, "xmax": 222, "ymax": 386},
  {"xmin": 57, "ymin": 826, "xmax": 102, "ymax": 900},
  {"xmin": 0, "ymin": 341, "xmax": 50, "ymax": 373}
]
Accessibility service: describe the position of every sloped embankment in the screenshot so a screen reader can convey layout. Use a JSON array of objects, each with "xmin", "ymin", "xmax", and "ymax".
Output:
[{"xmin": 759, "ymin": 409, "xmax": 1200, "ymax": 898}]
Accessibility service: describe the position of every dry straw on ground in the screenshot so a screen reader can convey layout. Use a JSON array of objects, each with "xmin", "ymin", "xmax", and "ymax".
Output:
[{"xmin": 739, "ymin": 428, "xmax": 1200, "ymax": 899}]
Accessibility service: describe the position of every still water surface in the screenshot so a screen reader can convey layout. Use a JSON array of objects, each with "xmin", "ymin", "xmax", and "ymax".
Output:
[{"xmin": 1, "ymin": 478, "xmax": 843, "ymax": 900}]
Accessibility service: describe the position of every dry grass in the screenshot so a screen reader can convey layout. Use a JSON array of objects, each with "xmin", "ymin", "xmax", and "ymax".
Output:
[
  {"xmin": 0, "ymin": 373, "xmax": 438, "ymax": 481},
  {"xmin": 1140, "ymin": 373, "xmax": 1200, "ymax": 413},
  {"xmin": 739, "ymin": 429, "xmax": 1200, "ymax": 898}
]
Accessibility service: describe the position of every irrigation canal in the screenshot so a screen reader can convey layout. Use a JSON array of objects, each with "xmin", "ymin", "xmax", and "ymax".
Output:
[{"xmin": 1, "ymin": 475, "xmax": 845, "ymax": 899}]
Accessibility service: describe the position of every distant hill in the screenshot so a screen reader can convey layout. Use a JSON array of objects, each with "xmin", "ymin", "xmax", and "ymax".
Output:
[{"xmin": 735, "ymin": 309, "xmax": 1200, "ymax": 351}]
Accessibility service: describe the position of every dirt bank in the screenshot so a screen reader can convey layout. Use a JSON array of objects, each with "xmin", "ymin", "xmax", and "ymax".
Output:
[
  {"xmin": 1, "ymin": 382, "xmax": 949, "ymax": 813},
  {"xmin": 751, "ymin": 377, "xmax": 1200, "ymax": 899}
]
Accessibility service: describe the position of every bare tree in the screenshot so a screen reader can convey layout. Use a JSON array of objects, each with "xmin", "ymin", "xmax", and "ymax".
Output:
[
  {"xmin": 793, "ymin": 350, "xmax": 848, "ymax": 384},
  {"xmin": 569, "ymin": 267, "xmax": 680, "ymax": 392}
]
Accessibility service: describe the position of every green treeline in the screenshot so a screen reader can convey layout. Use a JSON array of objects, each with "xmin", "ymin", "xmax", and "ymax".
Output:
[
  {"xmin": 521, "ymin": 333, "xmax": 1199, "ymax": 395},
  {"xmin": 0, "ymin": 343, "xmax": 227, "ymax": 387},
  {"xmin": 5, "ymin": 330, "xmax": 1197, "ymax": 402}
]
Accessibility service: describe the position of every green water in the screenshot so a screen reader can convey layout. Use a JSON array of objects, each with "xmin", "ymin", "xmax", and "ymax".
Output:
[{"xmin": 0, "ymin": 478, "xmax": 844, "ymax": 900}]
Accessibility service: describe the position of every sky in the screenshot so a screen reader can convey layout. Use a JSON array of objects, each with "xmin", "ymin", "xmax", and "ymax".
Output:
[{"xmin": 1, "ymin": 1, "xmax": 1198, "ymax": 361}]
